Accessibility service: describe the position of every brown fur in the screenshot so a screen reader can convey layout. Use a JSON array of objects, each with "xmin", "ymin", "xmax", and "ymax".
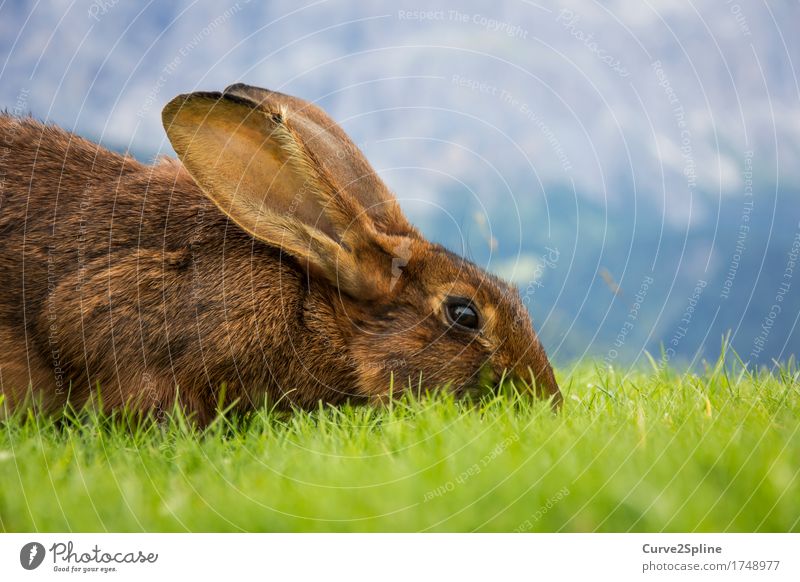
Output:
[{"xmin": 0, "ymin": 84, "xmax": 559, "ymax": 423}]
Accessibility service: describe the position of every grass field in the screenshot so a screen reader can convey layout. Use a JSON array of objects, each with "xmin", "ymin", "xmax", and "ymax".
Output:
[{"xmin": 1, "ymin": 356, "xmax": 799, "ymax": 532}]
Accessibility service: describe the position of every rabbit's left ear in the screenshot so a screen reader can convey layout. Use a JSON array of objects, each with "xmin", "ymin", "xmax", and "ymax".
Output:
[
  {"xmin": 223, "ymin": 83, "xmax": 418, "ymax": 238},
  {"xmin": 162, "ymin": 91, "xmax": 402, "ymax": 298}
]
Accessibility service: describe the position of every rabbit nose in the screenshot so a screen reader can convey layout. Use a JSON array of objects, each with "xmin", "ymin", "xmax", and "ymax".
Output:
[
  {"xmin": 534, "ymin": 365, "xmax": 562, "ymax": 409},
  {"xmin": 506, "ymin": 364, "xmax": 562, "ymax": 409}
]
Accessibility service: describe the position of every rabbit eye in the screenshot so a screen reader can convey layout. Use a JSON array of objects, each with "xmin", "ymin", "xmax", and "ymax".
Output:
[{"xmin": 444, "ymin": 297, "xmax": 481, "ymax": 331}]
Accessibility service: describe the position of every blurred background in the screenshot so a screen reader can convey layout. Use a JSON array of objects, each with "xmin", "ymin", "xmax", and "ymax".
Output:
[{"xmin": 1, "ymin": 0, "xmax": 798, "ymax": 368}]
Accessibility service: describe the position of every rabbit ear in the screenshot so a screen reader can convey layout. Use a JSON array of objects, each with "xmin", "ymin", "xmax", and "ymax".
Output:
[
  {"xmin": 223, "ymin": 83, "xmax": 418, "ymax": 238},
  {"xmin": 162, "ymin": 91, "xmax": 395, "ymax": 297}
]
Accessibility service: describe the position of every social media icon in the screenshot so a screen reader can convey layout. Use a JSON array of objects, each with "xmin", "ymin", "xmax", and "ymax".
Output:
[{"xmin": 20, "ymin": 542, "xmax": 46, "ymax": 570}]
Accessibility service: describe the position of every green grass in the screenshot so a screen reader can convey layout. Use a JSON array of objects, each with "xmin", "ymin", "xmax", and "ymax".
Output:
[{"xmin": 1, "ymin": 356, "xmax": 799, "ymax": 532}]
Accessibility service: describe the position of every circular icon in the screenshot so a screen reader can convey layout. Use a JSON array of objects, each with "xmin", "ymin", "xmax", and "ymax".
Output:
[{"xmin": 19, "ymin": 542, "xmax": 46, "ymax": 570}]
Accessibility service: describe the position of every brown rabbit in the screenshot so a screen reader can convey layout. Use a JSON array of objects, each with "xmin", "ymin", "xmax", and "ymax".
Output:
[{"xmin": 0, "ymin": 83, "xmax": 560, "ymax": 424}]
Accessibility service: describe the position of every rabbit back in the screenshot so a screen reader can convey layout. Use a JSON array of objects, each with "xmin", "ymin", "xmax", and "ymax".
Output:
[{"xmin": 0, "ymin": 115, "xmax": 353, "ymax": 418}]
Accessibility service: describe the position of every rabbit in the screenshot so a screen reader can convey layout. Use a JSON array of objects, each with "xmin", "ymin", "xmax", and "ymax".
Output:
[{"xmin": 0, "ymin": 83, "xmax": 560, "ymax": 424}]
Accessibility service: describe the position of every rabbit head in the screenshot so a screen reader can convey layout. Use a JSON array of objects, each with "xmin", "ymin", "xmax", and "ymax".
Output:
[{"xmin": 162, "ymin": 84, "xmax": 560, "ymax": 406}]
